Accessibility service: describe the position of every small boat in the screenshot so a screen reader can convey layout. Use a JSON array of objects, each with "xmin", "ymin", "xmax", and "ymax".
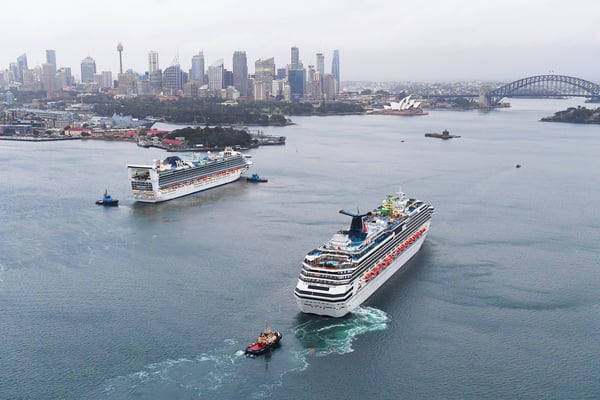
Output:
[
  {"xmin": 246, "ymin": 173, "xmax": 268, "ymax": 183},
  {"xmin": 96, "ymin": 189, "xmax": 119, "ymax": 206},
  {"xmin": 245, "ymin": 326, "xmax": 282, "ymax": 356}
]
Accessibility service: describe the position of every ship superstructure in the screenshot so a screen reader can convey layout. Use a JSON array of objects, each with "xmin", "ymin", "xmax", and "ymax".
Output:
[
  {"xmin": 294, "ymin": 191, "xmax": 434, "ymax": 317},
  {"xmin": 128, "ymin": 147, "xmax": 251, "ymax": 203}
]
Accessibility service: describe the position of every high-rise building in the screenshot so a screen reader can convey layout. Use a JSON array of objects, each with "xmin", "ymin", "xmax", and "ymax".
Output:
[
  {"xmin": 254, "ymin": 57, "xmax": 275, "ymax": 100},
  {"xmin": 101, "ymin": 71, "xmax": 113, "ymax": 89},
  {"xmin": 46, "ymin": 50, "xmax": 56, "ymax": 67},
  {"xmin": 316, "ymin": 53, "xmax": 325, "ymax": 75},
  {"xmin": 9, "ymin": 63, "xmax": 19, "ymax": 83},
  {"xmin": 331, "ymin": 49, "xmax": 340, "ymax": 94},
  {"xmin": 16, "ymin": 54, "xmax": 28, "ymax": 83},
  {"xmin": 81, "ymin": 56, "xmax": 96, "ymax": 83},
  {"xmin": 44, "ymin": 50, "xmax": 57, "ymax": 94},
  {"xmin": 191, "ymin": 52, "xmax": 205, "ymax": 83},
  {"xmin": 42, "ymin": 63, "xmax": 57, "ymax": 96},
  {"xmin": 232, "ymin": 51, "xmax": 248, "ymax": 97},
  {"xmin": 288, "ymin": 69, "xmax": 304, "ymax": 101},
  {"xmin": 322, "ymin": 73, "xmax": 337, "ymax": 100},
  {"xmin": 223, "ymin": 70, "xmax": 233, "ymax": 88},
  {"xmin": 208, "ymin": 59, "xmax": 224, "ymax": 91},
  {"xmin": 149, "ymin": 69, "xmax": 163, "ymax": 91},
  {"xmin": 291, "ymin": 46, "xmax": 299, "ymax": 70},
  {"xmin": 61, "ymin": 67, "xmax": 73, "ymax": 87},
  {"xmin": 148, "ymin": 51, "xmax": 159, "ymax": 74},
  {"xmin": 163, "ymin": 64, "xmax": 183, "ymax": 93}
]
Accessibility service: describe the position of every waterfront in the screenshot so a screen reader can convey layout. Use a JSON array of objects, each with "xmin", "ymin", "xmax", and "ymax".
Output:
[{"xmin": 1, "ymin": 98, "xmax": 599, "ymax": 399}]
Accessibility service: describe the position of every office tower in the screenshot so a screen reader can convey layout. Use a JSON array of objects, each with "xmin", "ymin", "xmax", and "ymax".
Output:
[
  {"xmin": 42, "ymin": 63, "xmax": 57, "ymax": 96},
  {"xmin": 223, "ymin": 70, "xmax": 233, "ymax": 88},
  {"xmin": 148, "ymin": 51, "xmax": 159, "ymax": 73},
  {"xmin": 117, "ymin": 42, "xmax": 124, "ymax": 74},
  {"xmin": 101, "ymin": 71, "xmax": 113, "ymax": 89},
  {"xmin": 163, "ymin": 64, "xmax": 183, "ymax": 93},
  {"xmin": 316, "ymin": 53, "xmax": 324, "ymax": 75},
  {"xmin": 80, "ymin": 56, "xmax": 96, "ymax": 83},
  {"xmin": 16, "ymin": 54, "xmax": 28, "ymax": 83},
  {"xmin": 288, "ymin": 69, "xmax": 304, "ymax": 101},
  {"xmin": 44, "ymin": 49, "xmax": 57, "ymax": 93},
  {"xmin": 331, "ymin": 49, "xmax": 340, "ymax": 94},
  {"xmin": 149, "ymin": 68, "xmax": 163, "ymax": 91},
  {"xmin": 232, "ymin": 51, "xmax": 248, "ymax": 96},
  {"xmin": 276, "ymin": 68, "xmax": 286, "ymax": 80},
  {"xmin": 191, "ymin": 52, "xmax": 205, "ymax": 83},
  {"xmin": 254, "ymin": 58, "xmax": 275, "ymax": 100},
  {"xmin": 322, "ymin": 73, "xmax": 336, "ymax": 100},
  {"xmin": 291, "ymin": 46, "xmax": 299, "ymax": 70},
  {"xmin": 46, "ymin": 50, "xmax": 56, "ymax": 67},
  {"xmin": 61, "ymin": 67, "xmax": 73, "ymax": 86},
  {"xmin": 9, "ymin": 63, "xmax": 19, "ymax": 83},
  {"xmin": 208, "ymin": 59, "xmax": 224, "ymax": 91}
]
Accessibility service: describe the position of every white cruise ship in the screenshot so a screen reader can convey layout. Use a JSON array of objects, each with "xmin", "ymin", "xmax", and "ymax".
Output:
[
  {"xmin": 127, "ymin": 147, "xmax": 251, "ymax": 203},
  {"xmin": 294, "ymin": 191, "xmax": 434, "ymax": 317}
]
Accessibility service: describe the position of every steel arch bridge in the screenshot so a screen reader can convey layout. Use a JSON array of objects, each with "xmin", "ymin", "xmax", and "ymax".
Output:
[{"xmin": 486, "ymin": 75, "xmax": 600, "ymax": 105}]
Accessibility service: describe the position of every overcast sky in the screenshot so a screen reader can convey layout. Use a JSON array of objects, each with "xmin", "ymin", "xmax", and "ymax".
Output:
[{"xmin": 4, "ymin": 0, "xmax": 600, "ymax": 83}]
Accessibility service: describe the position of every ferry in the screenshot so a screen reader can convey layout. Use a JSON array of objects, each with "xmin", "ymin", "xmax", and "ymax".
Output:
[
  {"xmin": 127, "ymin": 146, "xmax": 251, "ymax": 203},
  {"xmin": 294, "ymin": 191, "xmax": 434, "ymax": 317}
]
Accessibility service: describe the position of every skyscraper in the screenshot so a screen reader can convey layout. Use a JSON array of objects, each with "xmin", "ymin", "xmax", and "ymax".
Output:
[
  {"xmin": 163, "ymin": 64, "xmax": 183, "ymax": 93},
  {"xmin": 291, "ymin": 46, "xmax": 299, "ymax": 70},
  {"xmin": 42, "ymin": 63, "xmax": 57, "ymax": 96},
  {"xmin": 191, "ymin": 52, "xmax": 205, "ymax": 83},
  {"xmin": 316, "ymin": 53, "xmax": 325, "ymax": 75},
  {"xmin": 80, "ymin": 56, "xmax": 96, "ymax": 83},
  {"xmin": 288, "ymin": 69, "xmax": 304, "ymax": 101},
  {"xmin": 45, "ymin": 50, "xmax": 57, "ymax": 92},
  {"xmin": 16, "ymin": 54, "xmax": 28, "ymax": 83},
  {"xmin": 254, "ymin": 58, "xmax": 275, "ymax": 100},
  {"xmin": 46, "ymin": 50, "xmax": 56, "ymax": 67},
  {"xmin": 331, "ymin": 49, "xmax": 340, "ymax": 94},
  {"xmin": 208, "ymin": 59, "xmax": 224, "ymax": 91},
  {"xmin": 232, "ymin": 51, "xmax": 248, "ymax": 97},
  {"xmin": 148, "ymin": 51, "xmax": 159, "ymax": 74}
]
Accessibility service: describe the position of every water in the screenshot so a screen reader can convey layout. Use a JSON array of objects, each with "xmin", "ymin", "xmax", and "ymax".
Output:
[{"xmin": 1, "ymin": 98, "xmax": 599, "ymax": 399}]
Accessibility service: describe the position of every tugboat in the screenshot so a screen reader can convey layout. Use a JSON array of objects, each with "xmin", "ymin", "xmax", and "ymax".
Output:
[
  {"xmin": 96, "ymin": 189, "xmax": 119, "ymax": 206},
  {"xmin": 245, "ymin": 325, "xmax": 282, "ymax": 356},
  {"xmin": 246, "ymin": 173, "xmax": 268, "ymax": 183}
]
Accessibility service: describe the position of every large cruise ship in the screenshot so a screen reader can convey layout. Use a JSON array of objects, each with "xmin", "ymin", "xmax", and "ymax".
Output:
[
  {"xmin": 127, "ymin": 147, "xmax": 251, "ymax": 203},
  {"xmin": 294, "ymin": 191, "xmax": 434, "ymax": 317}
]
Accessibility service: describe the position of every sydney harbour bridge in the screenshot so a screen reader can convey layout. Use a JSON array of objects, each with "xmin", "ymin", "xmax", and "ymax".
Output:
[{"xmin": 426, "ymin": 75, "xmax": 600, "ymax": 108}]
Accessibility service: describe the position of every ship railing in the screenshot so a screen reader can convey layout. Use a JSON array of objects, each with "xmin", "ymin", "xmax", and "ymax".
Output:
[
  {"xmin": 300, "ymin": 269, "xmax": 353, "ymax": 285},
  {"xmin": 299, "ymin": 275, "xmax": 353, "ymax": 286}
]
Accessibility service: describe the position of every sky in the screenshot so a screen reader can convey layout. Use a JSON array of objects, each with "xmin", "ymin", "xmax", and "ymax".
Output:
[{"xmin": 3, "ymin": 0, "xmax": 600, "ymax": 83}]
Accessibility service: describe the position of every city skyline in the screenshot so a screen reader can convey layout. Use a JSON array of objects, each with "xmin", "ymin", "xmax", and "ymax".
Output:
[{"xmin": 2, "ymin": 0, "xmax": 600, "ymax": 83}]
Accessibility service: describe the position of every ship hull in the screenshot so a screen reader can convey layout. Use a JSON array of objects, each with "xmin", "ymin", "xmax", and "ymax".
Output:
[
  {"xmin": 295, "ymin": 220, "xmax": 431, "ymax": 317},
  {"xmin": 131, "ymin": 166, "xmax": 247, "ymax": 203}
]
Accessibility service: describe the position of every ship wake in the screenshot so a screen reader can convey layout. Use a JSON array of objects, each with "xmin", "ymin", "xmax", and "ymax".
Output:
[{"xmin": 293, "ymin": 306, "xmax": 390, "ymax": 357}]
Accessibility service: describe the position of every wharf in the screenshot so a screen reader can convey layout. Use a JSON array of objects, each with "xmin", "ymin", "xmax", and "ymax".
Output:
[{"xmin": 0, "ymin": 136, "xmax": 82, "ymax": 142}]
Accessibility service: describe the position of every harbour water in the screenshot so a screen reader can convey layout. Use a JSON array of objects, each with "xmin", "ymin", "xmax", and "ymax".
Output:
[{"xmin": 1, "ymin": 98, "xmax": 599, "ymax": 399}]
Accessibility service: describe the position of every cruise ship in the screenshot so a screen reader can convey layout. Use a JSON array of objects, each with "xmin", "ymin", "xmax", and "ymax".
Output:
[
  {"xmin": 127, "ymin": 147, "xmax": 251, "ymax": 203},
  {"xmin": 294, "ymin": 191, "xmax": 434, "ymax": 317}
]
